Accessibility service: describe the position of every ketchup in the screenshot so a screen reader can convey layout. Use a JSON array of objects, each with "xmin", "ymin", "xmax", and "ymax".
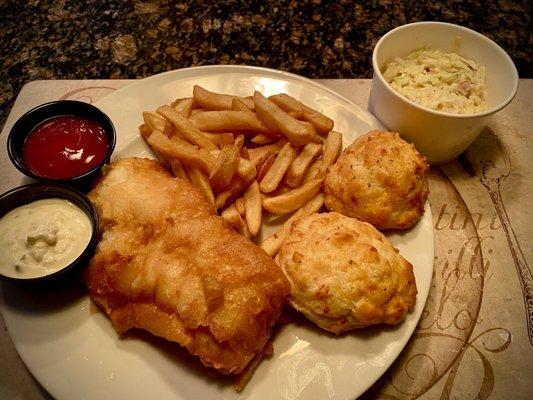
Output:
[{"xmin": 23, "ymin": 116, "xmax": 109, "ymax": 179}]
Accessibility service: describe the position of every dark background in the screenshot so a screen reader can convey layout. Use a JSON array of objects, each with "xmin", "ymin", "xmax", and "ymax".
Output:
[{"xmin": 1, "ymin": 0, "xmax": 531, "ymax": 128}]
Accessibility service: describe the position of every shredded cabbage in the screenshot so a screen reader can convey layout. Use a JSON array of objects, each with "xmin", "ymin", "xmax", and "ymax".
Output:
[{"xmin": 382, "ymin": 49, "xmax": 487, "ymax": 114}]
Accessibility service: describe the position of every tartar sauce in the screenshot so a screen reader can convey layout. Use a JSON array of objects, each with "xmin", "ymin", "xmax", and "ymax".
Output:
[
  {"xmin": 0, "ymin": 198, "xmax": 92, "ymax": 279},
  {"xmin": 383, "ymin": 49, "xmax": 488, "ymax": 114}
]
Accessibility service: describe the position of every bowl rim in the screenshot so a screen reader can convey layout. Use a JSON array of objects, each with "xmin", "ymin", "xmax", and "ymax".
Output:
[
  {"xmin": 7, "ymin": 100, "xmax": 116, "ymax": 182},
  {"xmin": 372, "ymin": 21, "xmax": 519, "ymax": 119},
  {"xmin": 0, "ymin": 183, "xmax": 99, "ymax": 284}
]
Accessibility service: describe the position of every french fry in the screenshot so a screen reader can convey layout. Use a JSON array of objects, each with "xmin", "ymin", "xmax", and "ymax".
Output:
[
  {"xmin": 221, "ymin": 203, "xmax": 250, "ymax": 238},
  {"xmin": 215, "ymin": 176, "xmax": 248, "ymax": 209},
  {"xmin": 210, "ymin": 147, "xmax": 257, "ymax": 183},
  {"xmin": 157, "ymin": 105, "xmax": 218, "ymax": 151},
  {"xmin": 143, "ymin": 111, "xmax": 175, "ymax": 136},
  {"xmin": 171, "ymin": 98, "xmax": 188, "ymax": 107},
  {"xmin": 256, "ymin": 153, "xmax": 277, "ymax": 182},
  {"xmin": 243, "ymin": 180, "xmax": 261, "ymax": 236},
  {"xmin": 269, "ymin": 93, "xmax": 334, "ymax": 135},
  {"xmin": 193, "ymin": 85, "xmax": 255, "ymax": 111},
  {"xmin": 231, "ymin": 98, "xmax": 253, "ymax": 112},
  {"xmin": 302, "ymin": 131, "xmax": 343, "ymax": 183},
  {"xmin": 170, "ymin": 159, "xmax": 188, "ymax": 180},
  {"xmin": 262, "ymin": 177, "xmax": 323, "ymax": 215},
  {"xmin": 168, "ymin": 132, "xmax": 198, "ymax": 150},
  {"xmin": 147, "ymin": 130, "xmax": 216, "ymax": 174},
  {"xmin": 259, "ymin": 142, "xmax": 295, "ymax": 193},
  {"xmin": 234, "ymin": 134, "xmax": 245, "ymax": 151},
  {"xmin": 285, "ymin": 142, "xmax": 322, "ymax": 187},
  {"xmin": 236, "ymin": 157, "xmax": 257, "ymax": 182},
  {"xmin": 260, "ymin": 193, "xmax": 325, "ymax": 256},
  {"xmin": 235, "ymin": 197, "xmax": 246, "ymax": 216},
  {"xmin": 187, "ymin": 166, "xmax": 216, "ymax": 207},
  {"xmin": 248, "ymin": 140, "xmax": 287, "ymax": 166},
  {"xmin": 209, "ymin": 145, "xmax": 240, "ymax": 192},
  {"xmin": 322, "ymin": 130, "xmax": 343, "ymax": 166},
  {"xmin": 302, "ymin": 157, "xmax": 324, "ymax": 183},
  {"xmin": 240, "ymin": 146, "xmax": 250, "ymax": 161},
  {"xmin": 203, "ymin": 132, "xmax": 234, "ymax": 148},
  {"xmin": 251, "ymin": 133, "xmax": 282, "ymax": 145},
  {"xmin": 253, "ymin": 91, "xmax": 319, "ymax": 146},
  {"xmin": 190, "ymin": 108, "xmax": 207, "ymax": 116},
  {"xmin": 189, "ymin": 111, "xmax": 271, "ymax": 134},
  {"xmin": 139, "ymin": 123, "xmax": 152, "ymax": 139},
  {"xmin": 173, "ymin": 97, "xmax": 194, "ymax": 118}
]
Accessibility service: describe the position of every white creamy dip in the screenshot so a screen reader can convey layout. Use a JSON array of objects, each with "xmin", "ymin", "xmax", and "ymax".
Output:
[{"xmin": 0, "ymin": 198, "xmax": 92, "ymax": 279}]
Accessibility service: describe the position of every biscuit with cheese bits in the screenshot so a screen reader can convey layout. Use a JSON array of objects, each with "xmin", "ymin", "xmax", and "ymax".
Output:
[
  {"xmin": 278, "ymin": 212, "xmax": 417, "ymax": 334},
  {"xmin": 324, "ymin": 130, "xmax": 429, "ymax": 230}
]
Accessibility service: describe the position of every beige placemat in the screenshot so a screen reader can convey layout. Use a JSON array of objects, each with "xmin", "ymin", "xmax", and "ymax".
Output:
[{"xmin": 1, "ymin": 79, "xmax": 532, "ymax": 400}]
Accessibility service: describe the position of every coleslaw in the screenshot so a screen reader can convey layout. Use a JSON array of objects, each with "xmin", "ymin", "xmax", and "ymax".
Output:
[{"xmin": 383, "ymin": 49, "xmax": 487, "ymax": 114}]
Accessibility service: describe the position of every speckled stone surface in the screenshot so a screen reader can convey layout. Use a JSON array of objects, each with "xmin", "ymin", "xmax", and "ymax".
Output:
[{"xmin": 0, "ymin": 0, "xmax": 531, "ymax": 129}]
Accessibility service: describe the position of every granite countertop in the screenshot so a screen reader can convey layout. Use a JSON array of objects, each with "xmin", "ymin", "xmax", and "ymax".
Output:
[{"xmin": 0, "ymin": 0, "xmax": 531, "ymax": 129}]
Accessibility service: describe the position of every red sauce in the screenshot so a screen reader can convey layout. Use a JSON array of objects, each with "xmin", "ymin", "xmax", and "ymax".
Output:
[{"xmin": 23, "ymin": 116, "xmax": 109, "ymax": 179}]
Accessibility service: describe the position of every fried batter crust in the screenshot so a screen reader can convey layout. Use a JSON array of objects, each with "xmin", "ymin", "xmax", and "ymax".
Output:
[
  {"xmin": 324, "ymin": 130, "xmax": 429, "ymax": 230},
  {"xmin": 278, "ymin": 212, "xmax": 417, "ymax": 334},
  {"xmin": 86, "ymin": 158, "xmax": 289, "ymax": 374}
]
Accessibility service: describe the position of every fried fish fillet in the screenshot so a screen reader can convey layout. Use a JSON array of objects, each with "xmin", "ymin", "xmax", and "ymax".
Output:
[{"xmin": 86, "ymin": 157, "xmax": 290, "ymax": 374}]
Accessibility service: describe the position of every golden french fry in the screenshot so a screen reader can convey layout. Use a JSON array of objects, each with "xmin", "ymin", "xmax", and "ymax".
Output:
[
  {"xmin": 234, "ymin": 134, "xmax": 245, "ymax": 151},
  {"xmin": 257, "ymin": 153, "xmax": 277, "ymax": 182},
  {"xmin": 253, "ymin": 91, "xmax": 319, "ymax": 146},
  {"xmin": 301, "ymin": 132, "xmax": 341, "ymax": 183},
  {"xmin": 210, "ymin": 147, "xmax": 257, "ymax": 183},
  {"xmin": 269, "ymin": 93, "xmax": 334, "ymax": 135},
  {"xmin": 215, "ymin": 176, "xmax": 248, "ymax": 209},
  {"xmin": 189, "ymin": 111, "xmax": 271, "ymax": 134},
  {"xmin": 221, "ymin": 203, "xmax": 250, "ymax": 238},
  {"xmin": 236, "ymin": 157, "xmax": 257, "ymax": 182},
  {"xmin": 157, "ymin": 105, "xmax": 218, "ymax": 151},
  {"xmin": 251, "ymin": 133, "xmax": 282, "ymax": 145},
  {"xmin": 168, "ymin": 132, "xmax": 198, "ymax": 150},
  {"xmin": 139, "ymin": 123, "xmax": 152, "ymax": 139},
  {"xmin": 202, "ymin": 132, "xmax": 234, "ymax": 148},
  {"xmin": 260, "ymin": 193, "xmax": 325, "ymax": 256},
  {"xmin": 259, "ymin": 142, "xmax": 295, "ymax": 193},
  {"xmin": 171, "ymin": 98, "xmax": 187, "ymax": 107},
  {"xmin": 248, "ymin": 140, "xmax": 287, "ymax": 166},
  {"xmin": 323, "ymin": 130, "xmax": 343, "ymax": 166},
  {"xmin": 231, "ymin": 98, "xmax": 253, "ymax": 112},
  {"xmin": 302, "ymin": 157, "xmax": 324, "ymax": 183},
  {"xmin": 143, "ymin": 111, "xmax": 175, "ymax": 136},
  {"xmin": 170, "ymin": 159, "xmax": 188, "ymax": 180},
  {"xmin": 285, "ymin": 142, "xmax": 323, "ymax": 187},
  {"xmin": 235, "ymin": 197, "xmax": 245, "ymax": 216},
  {"xmin": 190, "ymin": 108, "xmax": 207, "ymax": 116},
  {"xmin": 240, "ymin": 146, "xmax": 250, "ymax": 161},
  {"xmin": 147, "ymin": 130, "xmax": 216, "ymax": 174},
  {"xmin": 262, "ymin": 178, "xmax": 323, "ymax": 215},
  {"xmin": 209, "ymin": 145, "xmax": 240, "ymax": 192},
  {"xmin": 243, "ymin": 180, "xmax": 262, "ymax": 236},
  {"xmin": 187, "ymin": 166, "xmax": 216, "ymax": 207},
  {"xmin": 193, "ymin": 85, "xmax": 255, "ymax": 111},
  {"xmin": 173, "ymin": 97, "xmax": 194, "ymax": 118}
]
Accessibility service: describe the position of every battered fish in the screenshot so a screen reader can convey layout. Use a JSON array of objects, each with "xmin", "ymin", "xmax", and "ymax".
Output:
[{"xmin": 86, "ymin": 158, "xmax": 290, "ymax": 375}]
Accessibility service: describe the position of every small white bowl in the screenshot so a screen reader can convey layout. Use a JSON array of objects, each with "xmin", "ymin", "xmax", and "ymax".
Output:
[{"xmin": 368, "ymin": 21, "xmax": 518, "ymax": 164}]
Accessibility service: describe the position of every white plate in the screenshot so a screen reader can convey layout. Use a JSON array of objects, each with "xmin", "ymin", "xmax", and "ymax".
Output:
[{"xmin": 1, "ymin": 66, "xmax": 434, "ymax": 400}]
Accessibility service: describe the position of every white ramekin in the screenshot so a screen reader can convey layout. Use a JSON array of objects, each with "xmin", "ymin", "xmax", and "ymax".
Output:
[{"xmin": 368, "ymin": 22, "xmax": 518, "ymax": 164}]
